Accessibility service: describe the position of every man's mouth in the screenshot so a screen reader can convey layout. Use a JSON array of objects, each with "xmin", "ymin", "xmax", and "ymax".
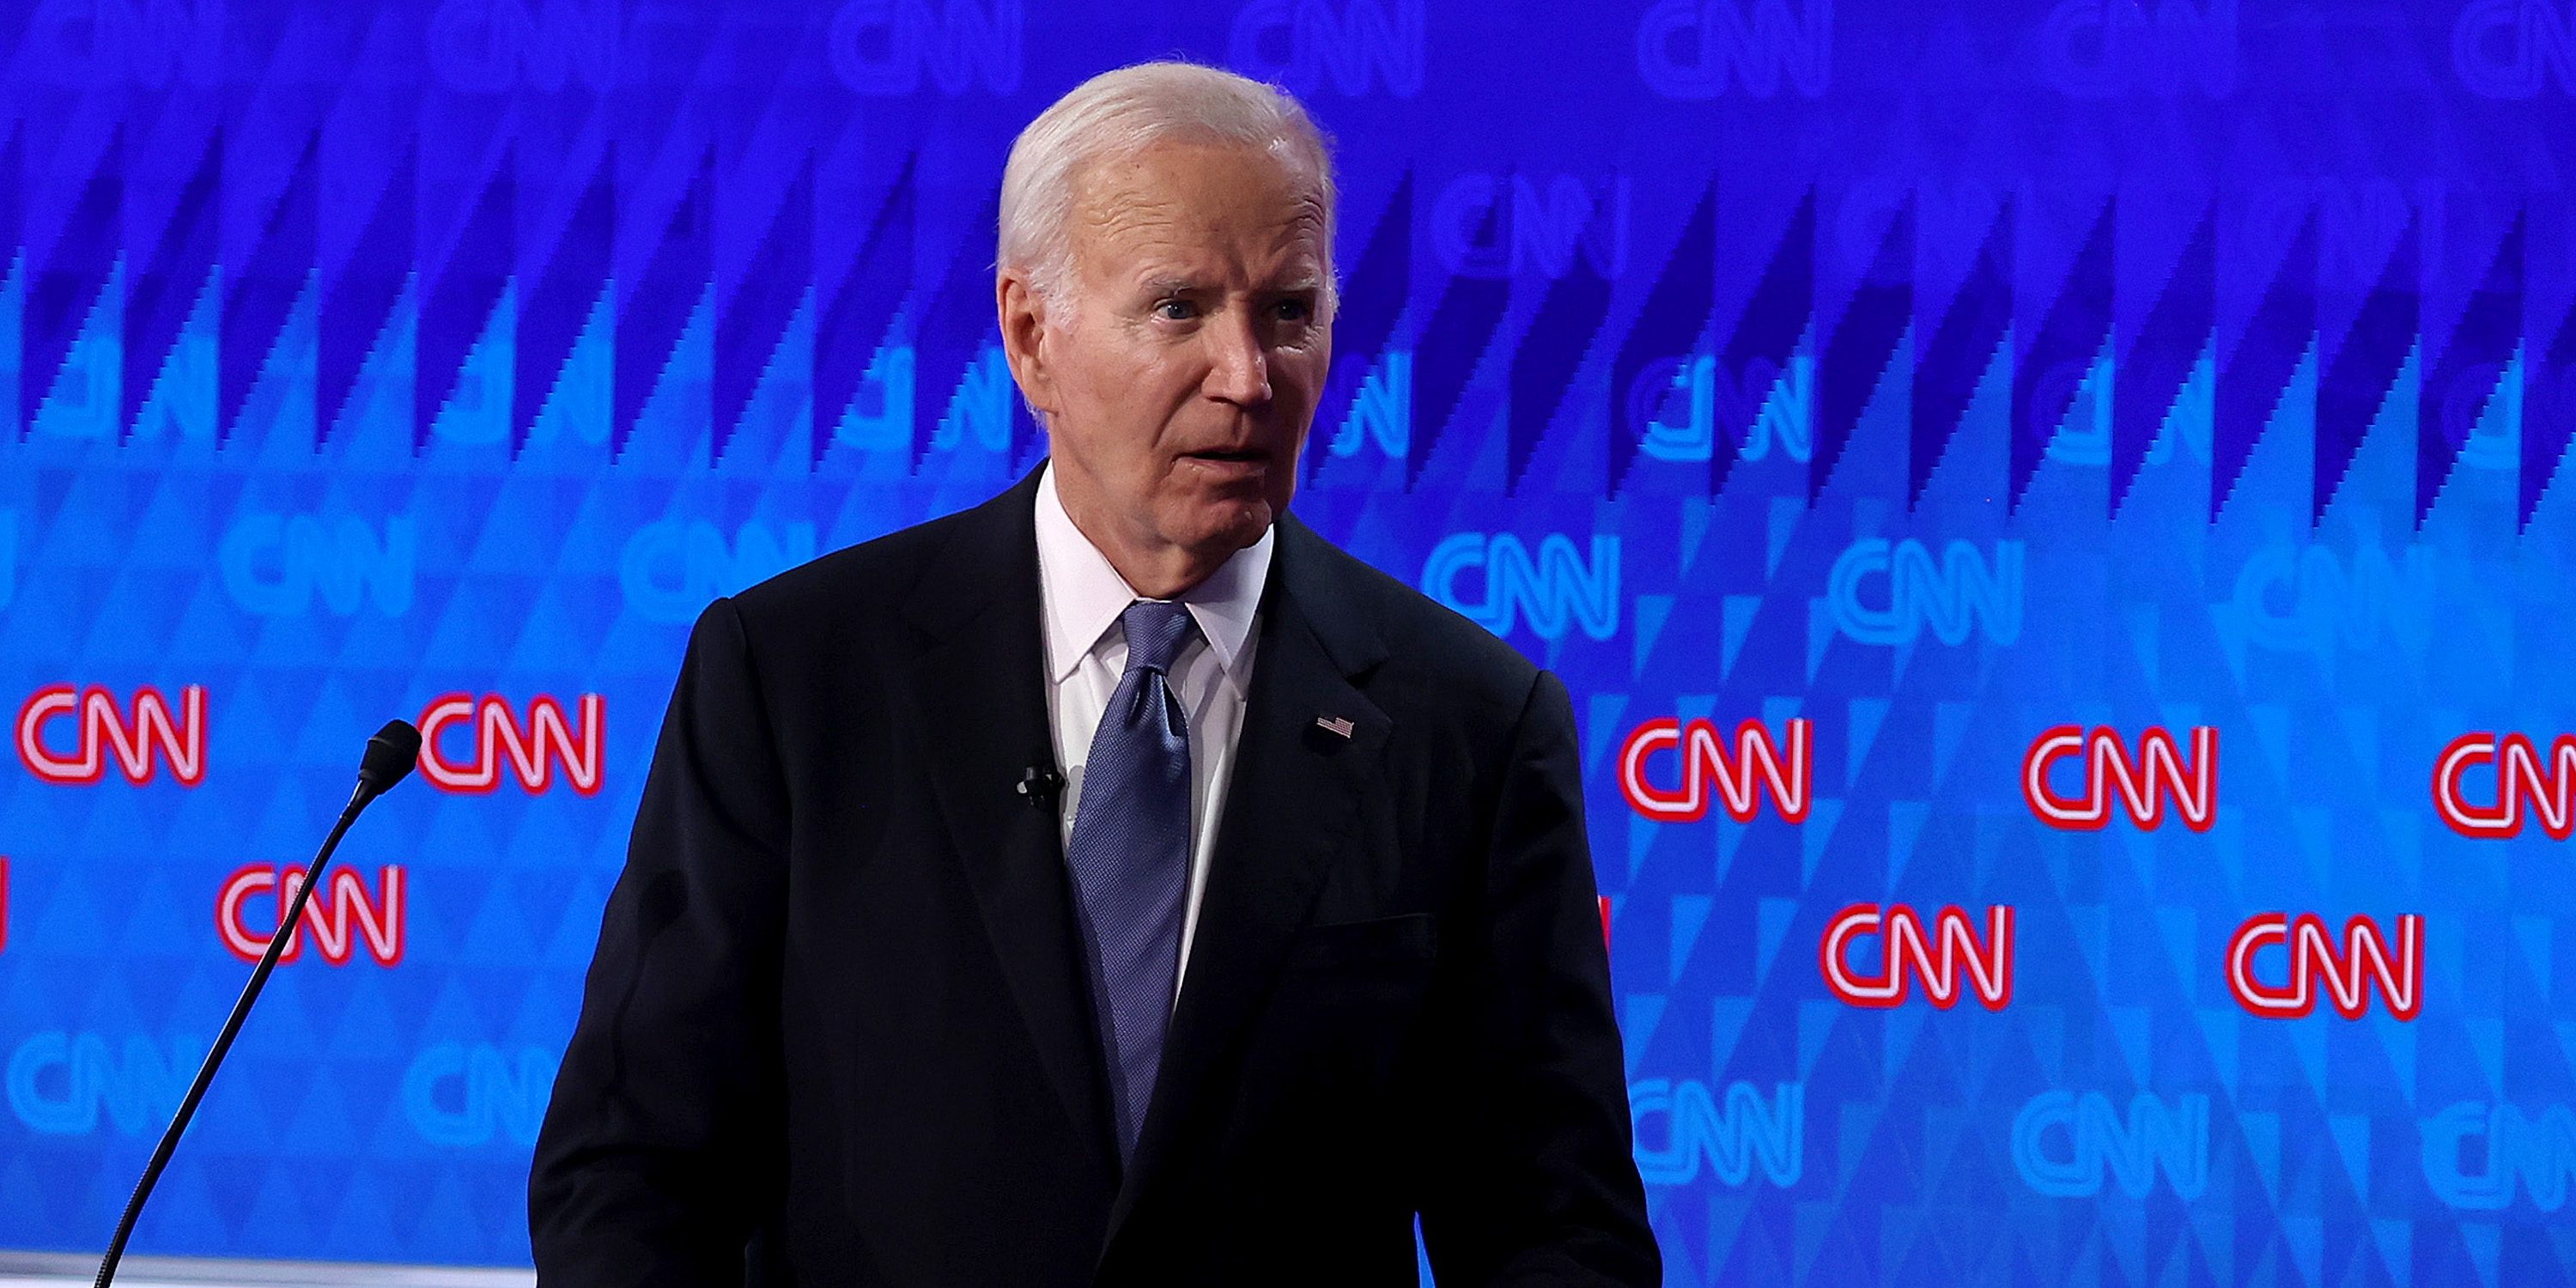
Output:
[{"xmin": 1183, "ymin": 447, "xmax": 1269, "ymax": 464}]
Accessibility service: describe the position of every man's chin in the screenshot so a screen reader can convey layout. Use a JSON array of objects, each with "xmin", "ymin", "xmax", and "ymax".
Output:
[{"xmin": 1171, "ymin": 497, "xmax": 1279, "ymax": 554}]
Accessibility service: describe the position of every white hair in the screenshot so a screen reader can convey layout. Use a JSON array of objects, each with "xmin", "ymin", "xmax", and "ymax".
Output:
[{"xmin": 998, "ymin": 60, "xmax": 1338, "ymax": 309}]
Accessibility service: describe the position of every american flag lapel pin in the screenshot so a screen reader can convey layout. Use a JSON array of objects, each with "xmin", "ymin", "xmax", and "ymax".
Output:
[{"xmin": 1315, "ymin": 714, "xmax": 1356, "ymax": 739}]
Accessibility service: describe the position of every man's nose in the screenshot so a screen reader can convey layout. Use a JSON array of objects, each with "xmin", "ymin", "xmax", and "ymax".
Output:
[{"xmin": 1203, "ymin": 309, "xmax": 1271, "ymax": 405}]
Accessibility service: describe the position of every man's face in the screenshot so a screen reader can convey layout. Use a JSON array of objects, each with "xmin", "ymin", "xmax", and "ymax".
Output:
[{"xmin": 1000, "ymin": 139, "xmax": 1333, "ymax": 568}]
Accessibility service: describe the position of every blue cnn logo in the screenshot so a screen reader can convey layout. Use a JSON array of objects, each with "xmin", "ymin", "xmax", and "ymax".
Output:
[
  {"xmin": 2038, "ymin": 0, "xmax": 2238, "ymax": 98},
  {"xmin": 1230, "ymin": 0, "xmax": 1424, "ymax": 98},
  {"xmin": 933, "ymin": 345, "xmax": 1019, "ymax": 453},
  {"xmin": 1423, "ymin": 533, "xmax": 1619, "ymax": 643},
  {"xmin": 829, "ymin": 0, "xmax": 1022, "ymax": 95},
  {"xmin": 2230, "ymin": 541, "xmax": 2433, "ymax": 656},
  {"xmin": 2041, "ymin": 355, "xmax": 2216, "ymax": 468},
  {"xmin": 1826, "ymin": 538, "xmax": 2024, "ymax": 647},
  {"xmin": 428, "ymin": 0, "xmax": 627, "ymax": 93},
  {"xmin": 1327, "ymin": 351, "xmax": 1410, "ymax": 459},
  {"xmin": 1630, "ymin": 1079, "xmax": 1802, "ymax": 1188},
  {"xmin": 5, "ymin": 1031, "xmax": 193, "ymax": 1136},
  {"xmin": 621, "ymin": 519, "xmax": 819, "ymax": 624},
  {"xmin": 1632, "ymin": 354, "xmax": 1814, "ymax": 464},
  {"xmin": 2455, "ymin": 0, "xmax": 2576, "ymax": 97},
  {"xmin": 404, "ymin": 1042, "xmax": 561, "ymax": 1147},
  {"xmin": 835, "ymin": 343, "xmax": 916, "ymax": 450},
  {"xmin": 1637, "ymin": 0, "xmax": 1831, "ymax": 99},
  {"xmin": 1431, "ymin": 173, "xmax": 1629, "ymax": 279},
  {"xmin": 2423, "ymin": 1101, "xmax": 2576, "ymax": 1211},
  {"xmin": 27, "ymin": 0, "xmax": 225, "ymax": 88},
  {"xmin": 2012, "ymin": 1090, "xmax": 2210, "ymax": 1199},
  {"xmin": 219, "ymin": 514, "xmax": 417, "ymax": 618}
]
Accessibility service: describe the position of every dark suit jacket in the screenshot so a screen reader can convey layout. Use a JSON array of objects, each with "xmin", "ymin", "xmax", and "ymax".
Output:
[{"xmin": 529, "ymin": 467, "xmax": 1659, "ymax": 1286}]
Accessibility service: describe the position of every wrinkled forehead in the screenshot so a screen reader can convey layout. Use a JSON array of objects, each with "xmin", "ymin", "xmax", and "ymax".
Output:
[{"xmin": 1066, "ymin": 137, "xmax": 1332, "ymax": 273}]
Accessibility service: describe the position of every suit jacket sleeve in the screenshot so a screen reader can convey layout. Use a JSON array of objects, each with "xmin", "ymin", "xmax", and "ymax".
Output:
[
  {"xmin": 1418, "ymin": 668, "xmax": 1662, "ymax": 1285},
  {"xmin": 529, "ymin": 597, "xmax": 789, "ymax": 1284}
]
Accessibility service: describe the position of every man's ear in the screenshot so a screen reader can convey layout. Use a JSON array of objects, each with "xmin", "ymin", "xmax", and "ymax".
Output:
[{"xmin": 996, "ymin": 271, "xmax": 1057, "ymax": 416}]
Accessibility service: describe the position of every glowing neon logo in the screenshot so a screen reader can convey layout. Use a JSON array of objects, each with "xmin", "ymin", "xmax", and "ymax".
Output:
[
  {"xmin": 1618, "ymin": 717, "xmax": 1810, "ymax": 823},
  {"xmin": 1821, "ymin": 903, "xmax": 2014, "ymax": 1011},
  {"xmin": 1630, "ymin": 1079, "xmax": 1802, "ymax": 1187},
  {"xmin": 2423, "ymin": 1102, "xmax": 2576, "ymax": 1211},
  {"xmin": 1826, "ymin": 538, "xmax": 2023, "ymax": 647},
  {"xmin": 404, "ymin": 1043, "xmax": 561, "ymax": 1147},
  {"xmin": 418, "ymin": 693, "xmax": 604, "ymax": 796},
  {"xmin": 15, "ymin": 685, "xmax": 206, "ymax": 787},
  {"xmin": 2434, "ymin": 732, "xmax": 2576, "ymax": 839},
  {"xmin": 2227, "ymin": 912, "xmax": 2422, "ymax": 1021},
  {"xmin": 216, "ymin": 864, "xmax": 406, "ymax": 967},
  {"xmin": 1423, "ymin": 533, "xmax": 1620, "ymax": 642},
  {"xmin": 2022, "ymin": 725, "xmax": 2218, "ymax": 832},
  {"xmin": 2013, "ymin": 1091, "xmax": 2209, "ymax": 1198}
]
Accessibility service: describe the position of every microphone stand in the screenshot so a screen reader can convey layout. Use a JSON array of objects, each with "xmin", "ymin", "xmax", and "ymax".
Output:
[{"xmin": 93, "ymin": 721, "xmax": 422, "ymax": 1288}]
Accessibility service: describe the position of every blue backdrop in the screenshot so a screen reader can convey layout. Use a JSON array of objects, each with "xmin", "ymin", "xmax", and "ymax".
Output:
[{"xmin": 2, "ymin": 1, "xmax": 2573, "ymax": 1283}]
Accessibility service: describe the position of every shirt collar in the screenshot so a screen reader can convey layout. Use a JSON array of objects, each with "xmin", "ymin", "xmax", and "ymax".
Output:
[{"xmin": 1034, "ymin": 463, "xmax": 1272, "ymax": 691}]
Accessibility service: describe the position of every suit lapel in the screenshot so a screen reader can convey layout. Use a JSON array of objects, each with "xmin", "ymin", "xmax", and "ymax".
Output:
[
  {"xmin": 1101, "ymin": 515, "xmax": 1392, "ymax": 1254},
  {"xmin": 895, "ymin": 468, "xmax": 1120, "ymax": 1176}
]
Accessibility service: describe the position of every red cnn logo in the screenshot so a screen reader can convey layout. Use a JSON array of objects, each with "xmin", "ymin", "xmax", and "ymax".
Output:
[
  {"xmin": 2433, "ymin": 732, "xmax": 2576, "ymax": 839},
  {"xmin": 15, "ymin": 685, "xmax": 207, "ymax": 787},
  {"xmin": 1820, "ymin": 903, "xmax": 2014, "ymax": 1011},
  {"xmin": 2226, "ymin": 912, "xmax": 2421, "ymax": 1021},
  {"xmin": 2022, "ymin": 725, "xmax": 2217, "ymax": 832},
  {"xmin": 418, "ymin": 694, "xmax": 603, "ymax": 796},
  {"xmin": 1619, "ymin": 717, "xmax": 1811, "ymax": 823},
  {"xmin": 216, "ymin": 864, "xmax": 406, "ymax": 967}
]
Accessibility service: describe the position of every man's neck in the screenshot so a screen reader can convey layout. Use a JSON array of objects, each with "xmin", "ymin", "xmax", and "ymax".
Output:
[{"xmin": 1053, "ymin": 480, "xmax": 1236, "ymax": 600}]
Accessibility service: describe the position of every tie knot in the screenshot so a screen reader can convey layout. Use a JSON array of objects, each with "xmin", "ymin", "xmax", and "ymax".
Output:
[{"xmin": 1117, "ymin": 599, "xmax": 1199, "ymax": 676}]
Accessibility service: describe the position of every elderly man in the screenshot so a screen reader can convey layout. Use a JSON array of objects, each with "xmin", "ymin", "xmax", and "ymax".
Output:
[{"xmin": 530, "ymin": 62, "xmax": 1658, "ymax": 1285}]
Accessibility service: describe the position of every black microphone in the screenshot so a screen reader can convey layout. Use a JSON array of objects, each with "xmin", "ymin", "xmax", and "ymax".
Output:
[
  {"xmin": 1018, "ymin": 763, "xmax": 1065, "ymax": 807},
  {"xmin": 94, "ymin": 720, "xmax": 424, "ymax": 1288},
  {"xmin": 358, "ymin": 719, "xmax": 422, "ymax": 798}
]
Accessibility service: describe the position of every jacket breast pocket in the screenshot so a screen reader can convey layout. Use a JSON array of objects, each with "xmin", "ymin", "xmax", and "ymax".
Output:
[{"xmin": 1282, "ymin": 911, "xmax": 1437, "ymax": 971}]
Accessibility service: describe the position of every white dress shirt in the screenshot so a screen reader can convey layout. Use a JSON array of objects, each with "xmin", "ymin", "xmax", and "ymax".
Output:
[{"xmin": 1034, "ymin": 465, "xmax": 1271, "ymax": 996}]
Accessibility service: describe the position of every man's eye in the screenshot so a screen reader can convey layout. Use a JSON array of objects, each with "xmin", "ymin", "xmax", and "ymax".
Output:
[
  {"xmin": 1273, "ymin": 299, "xmax": 1313, "ymax": 323},
  {"xmin": 1155, "ymin": 299, "xmax": 1197, "ymax": 321}
]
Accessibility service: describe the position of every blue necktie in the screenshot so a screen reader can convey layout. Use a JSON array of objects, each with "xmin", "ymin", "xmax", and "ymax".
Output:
[{"xmin": 1064, "ymin": 599, "xmax": 1200, "ymax": 1162}]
